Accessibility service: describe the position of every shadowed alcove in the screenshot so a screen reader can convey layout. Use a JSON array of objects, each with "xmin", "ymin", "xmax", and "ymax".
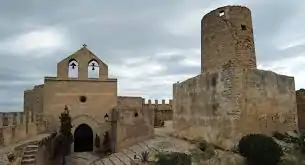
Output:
[{"xmin": 74, "ymin": 123, "xmax": 93, "ymax": 152}]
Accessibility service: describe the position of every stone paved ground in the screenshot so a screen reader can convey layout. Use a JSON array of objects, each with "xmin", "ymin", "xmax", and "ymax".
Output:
[{"xmin": 69, "ymin": 121, "xmax": 196, "ymax": 165}]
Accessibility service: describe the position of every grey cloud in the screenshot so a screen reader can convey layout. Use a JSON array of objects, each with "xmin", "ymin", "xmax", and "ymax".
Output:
[
  {"xmin": 155, "ymin": 55, "xmax": 201, "ymax": 76},
  {"xmin": 0, "ymin": 0, "xmax": 304, "ymax": 111},
  {"xmin": 256, "ymin": 44, "xmax": 305, "ymax": 64}
]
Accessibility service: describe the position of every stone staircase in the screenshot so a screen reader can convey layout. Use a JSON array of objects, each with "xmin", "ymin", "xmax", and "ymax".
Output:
[{"xmin": 21, "ymin": 142, "xmax": 39, "ymax": 165}]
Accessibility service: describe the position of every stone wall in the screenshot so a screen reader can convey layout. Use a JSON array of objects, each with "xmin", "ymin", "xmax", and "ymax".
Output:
[
  {"xmin": 296, "ymin": 89, "xmax": 305, "ymax": 132},
  {"xmin": 143, "ymin": 99, "xmax": 173, "ymax": 121},
  {"xmin": 173, "ymin": 71, "xmax": 238, "ymax": 147},
  {"xmin": 115, "ymin": 97, "xmax": 154, "ymax": 151},
  {"xmin": 0, "ymin": 111, "xmax": 41, "ymax": 147},
  {"xmin": 239, "ymin": 70, "xmax": 297, "ymax": 134},
  {"xmin": 43, "ymin": 77, "xmax": 118, "ymax": 132},
  {"xmin": 173, "ymin": 69, "xmax": 297, "ymax": 149},
  {"xmin": 24, "ymin": 85, "xmax": 45, "ymax": 133},
  {"xmin": 24, "ymin": 85, "xmax": 44, "ymax": 114}
]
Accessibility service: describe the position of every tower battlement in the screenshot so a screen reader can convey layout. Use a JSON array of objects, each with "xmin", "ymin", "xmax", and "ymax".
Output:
[
  {"xmin": 142, "ymin": 99, "xmax": 172, "ymax": 106},
  {"xmin": 142, "ymin": 99, "xmax": 173, "ymax": 121},
  {"xmin": 0, "ymin": 112, "xmax": 31, "ymax": 127},
  {"xmin": 296, "ymin": 89, "xmax": 305, "ymax": 98}
]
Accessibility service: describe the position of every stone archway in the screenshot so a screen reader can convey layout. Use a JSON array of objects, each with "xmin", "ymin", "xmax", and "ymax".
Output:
[{"xmin": 74, "ymin": 123, "xmax": 93, "ymax": 152}]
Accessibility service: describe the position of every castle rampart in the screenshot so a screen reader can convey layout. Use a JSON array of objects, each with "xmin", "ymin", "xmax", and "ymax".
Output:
[
  {"xmin": 0, "ymin": 110, "xmax": 43, "ymax": 147},
  {"xmin": 143, "ymin": 99, "xmax": 173, "ymax": 121}
]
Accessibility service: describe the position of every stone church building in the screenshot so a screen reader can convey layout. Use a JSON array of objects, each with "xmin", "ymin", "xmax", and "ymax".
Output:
[{"xmin": 23, "ymin": 45, "xmax": 156, "ymax": 152}]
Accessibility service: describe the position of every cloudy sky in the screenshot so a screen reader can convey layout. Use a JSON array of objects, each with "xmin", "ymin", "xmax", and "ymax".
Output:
[{"xmin": 0, "ymin": 0, "xmax": 304, "ymax": 112}]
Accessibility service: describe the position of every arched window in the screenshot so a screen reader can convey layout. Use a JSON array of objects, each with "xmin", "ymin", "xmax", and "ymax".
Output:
[
  {"xmin": 88, "ymin": 60, "xmax": 99, "ymax": 79},
  {"xmin": 68, "ymin": 59, "xmax": 79, "ymax": 78}
]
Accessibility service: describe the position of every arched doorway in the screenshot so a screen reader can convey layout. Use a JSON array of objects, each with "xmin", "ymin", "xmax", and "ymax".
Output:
[{"xmin": 74, "ymin": 124, "xmax": 93, "ymax": 152}]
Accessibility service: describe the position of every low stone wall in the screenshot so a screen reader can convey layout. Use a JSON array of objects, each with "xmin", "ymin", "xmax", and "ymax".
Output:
[{"xmin": 0, "ymin": 111, "xmax": 44, "ymax": 147}]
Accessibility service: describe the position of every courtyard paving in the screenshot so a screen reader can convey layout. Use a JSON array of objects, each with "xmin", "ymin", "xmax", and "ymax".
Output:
[{"xmin": 69, "ymin": 121, "xmax": 196, "ymax": 165}]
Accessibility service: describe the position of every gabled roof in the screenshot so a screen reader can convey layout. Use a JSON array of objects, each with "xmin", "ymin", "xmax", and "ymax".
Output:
[{"xmin": 58, "ymin": 44, "xmax": 107, "ymax": 66}]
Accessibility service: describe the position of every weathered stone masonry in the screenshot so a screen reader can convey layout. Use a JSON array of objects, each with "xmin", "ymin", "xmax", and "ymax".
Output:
[
  {"xmin": 297, "ymin": 89, "xmax": 305, "ymax": 132},
  {"xmin": 173, "ymin": 5, "xmax": 298, "ymax": 149}
]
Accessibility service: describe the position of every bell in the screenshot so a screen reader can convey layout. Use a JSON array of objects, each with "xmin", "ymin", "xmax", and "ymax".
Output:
[
  {"xmin": 91, "ymin": 63, "xmax": 96, "ymax": 70},
  {"xmin": 70, "ymin": 62, "xmax": 76, "ymax": 69}
]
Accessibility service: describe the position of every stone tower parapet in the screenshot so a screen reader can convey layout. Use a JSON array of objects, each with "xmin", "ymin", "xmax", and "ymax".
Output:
[{"xmin": 201, "ymin": 5, "xmax": 257, "ymax": 73}]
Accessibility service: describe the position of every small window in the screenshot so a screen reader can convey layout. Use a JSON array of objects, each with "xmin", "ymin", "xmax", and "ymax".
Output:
[
  {"xmin": 79, "ymin": 96, "xmax": 87, "ymax": 103},
  {"xmin": 211, "ymin": 76, "xmax": 217, "ymax": 87},
  {"xmin": 219, "ymin": 10, "xmax": 225, "ymax": 17},
  {"xmin": 134, "ymin": 112, "xmax": 138, "ymax": 117},
  {"xmin": 241, "ymin": 25, "xmax": 247, "ymax": 30}
]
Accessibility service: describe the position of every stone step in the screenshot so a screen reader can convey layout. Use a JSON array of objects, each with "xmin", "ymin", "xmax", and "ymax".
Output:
[
  {"xmin": 24, "ymin": 149, "xmax": 38, "ymax": 154},
  {"xmin": 30, "ymin": 141, "xmax": 39, "ymax": 145},
  {"xmin": 25, "ymin": 146, "xmax": 38, "ymax": 151},
  {"xmin": 21, "ymin": 158, "xmax": 35, "ymax": 165},
  {"xmin": 27, "ymin": 144, "xmax": 39, "ymax": 148},
  {"xmin": 22, "ymin": 154, "xmax": 36, "ymax": 159}
]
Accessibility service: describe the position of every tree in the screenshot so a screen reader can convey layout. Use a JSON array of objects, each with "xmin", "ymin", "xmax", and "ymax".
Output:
[
  {"xmin": 156, "ymin": 152, "xmax": 191, "ymax": 165},
  {"xmin": 51, "ymin": 107, "xmax": 74, "ymax": 162}
]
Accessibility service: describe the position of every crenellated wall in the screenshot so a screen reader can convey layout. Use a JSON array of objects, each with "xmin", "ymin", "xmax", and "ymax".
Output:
[
  {"xmin": 143, "ymin": 99, "xmax": 173, "ymax": 121},
  {"xmin": 0, "ymin": 111, "xmax": 43, "ymax": 147}
]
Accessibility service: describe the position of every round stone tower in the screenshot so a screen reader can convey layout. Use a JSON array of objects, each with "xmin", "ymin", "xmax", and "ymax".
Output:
[{"xmin": 201, "ymin": 5, "xmax": 257, "ymax": 73}]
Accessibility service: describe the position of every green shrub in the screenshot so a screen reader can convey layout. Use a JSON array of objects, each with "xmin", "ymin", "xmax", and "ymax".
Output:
[
  {"xmin": 156, "ymin": 152, "xmax": 191, "ymax": 165},
  {"xmin": 298, "ymin": 133, "xmax": 305, "ymax": 153},
  {"xmin": 198, "ymin": 139, "xmax": 208, "ymax": 152},
  {"xmin": 238, "ymin": 133, "xmax": 283, "ymax": 165},
  {"xmin": 7, "ymin": 152, "xmax": 15, "ymax": 162},
  {"xmin": 272, "ymin": 131, "xmax": 299, "ymax": 144},
  {"xmin": 272, "ymin": 131, "xmax": 286, "ymax": 141},
  {"xmin": 140, "ymin": 151, "xmax": 149, "ymax": 162}
]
